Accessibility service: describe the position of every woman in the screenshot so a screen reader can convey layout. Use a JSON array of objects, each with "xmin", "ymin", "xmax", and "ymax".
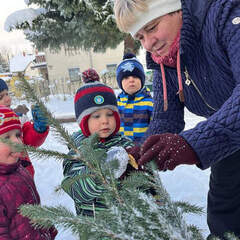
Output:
[{"xmin": 114, "ymin": 0, "xmax": 240, "ymax": 239}]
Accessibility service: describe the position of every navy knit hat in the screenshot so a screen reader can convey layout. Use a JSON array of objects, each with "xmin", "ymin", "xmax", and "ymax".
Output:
[
  {"xmin": 116, "ymin": 53, "xmax": 145, "ymax": 90},
  {"xmin": 74, "ymin": 70, "xmax": 120, "ymax": 137},
  {"xmin": 0, "ymin": 78, "xmax": 8, "ymax": 93}
]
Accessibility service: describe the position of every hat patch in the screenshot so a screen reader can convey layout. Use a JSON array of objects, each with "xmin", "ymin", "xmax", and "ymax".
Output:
[
  {"xmin": 121, "ymin": 62, "xmax": 135, "ymax": 72},
  {"xmin": 94, "ymin": 95, "xmax": 104, "ymax": 105}
]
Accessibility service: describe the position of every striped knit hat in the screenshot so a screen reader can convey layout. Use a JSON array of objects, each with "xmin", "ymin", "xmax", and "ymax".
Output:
[
  {"xmin": 0, "ymin": 106, "xmax": 21, "ymax": 135},
  {"xmin": 74, "ymin": 73, "xmax": 120, "ymax": 137}
]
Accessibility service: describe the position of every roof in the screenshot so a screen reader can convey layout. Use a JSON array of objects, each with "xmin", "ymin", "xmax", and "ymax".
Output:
[{"xmin": 9, "ymin": 54, "xmax": 35, "ymax": 73}]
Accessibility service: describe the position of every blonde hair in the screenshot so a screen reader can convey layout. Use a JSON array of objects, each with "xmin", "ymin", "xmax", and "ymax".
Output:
[
  {"xmin": 114, "ymin": 0, "xmax": 148, "ymax": 33},
  {"xmin": 114, "ymin": 0, "xmax": 182, "ymax": 36}
]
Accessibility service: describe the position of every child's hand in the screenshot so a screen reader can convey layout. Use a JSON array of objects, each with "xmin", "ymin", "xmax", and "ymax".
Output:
[
  {"xmin": 14, "ymin": 104, "xmax": 29, "ymax": 116},
  {"xmin": 105, "ymin": 146, "xmax": 129, "ymax": 179},
  {"xmin": 126, "ymin": 145, "xmax": 141, "ymax": 169},
  {"xmin": 31, "ymin": 105, "xmax": 48, "ymax": 133}
]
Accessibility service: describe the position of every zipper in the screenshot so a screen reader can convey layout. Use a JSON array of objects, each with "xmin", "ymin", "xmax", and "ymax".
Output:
[{"xmin": 184, "ymin": 67, "xmax": 217, "ymax": 111}]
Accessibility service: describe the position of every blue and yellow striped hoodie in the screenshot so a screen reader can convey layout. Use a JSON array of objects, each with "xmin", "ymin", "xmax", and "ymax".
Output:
[{"xmin": 117, "ymin": 87, "xmax": 153, "ymax": 143}]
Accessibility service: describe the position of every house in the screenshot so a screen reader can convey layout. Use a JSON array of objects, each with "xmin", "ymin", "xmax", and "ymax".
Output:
[
  {"xmin": 44, "ymin": 42, "xmax": 125, "ymax": 94},
  {"xmin": 2, "ymin": 46, "xmax": 150, "ymax": 98},
  {"xmin": 9, "ymin": 52, "xmax": 49, "ymax": 97},
  {"xmin": 31, "ymin": 51, "xmax": 49, "ymax": 83}
]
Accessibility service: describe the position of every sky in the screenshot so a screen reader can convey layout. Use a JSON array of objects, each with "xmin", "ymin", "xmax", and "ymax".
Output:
[{"xmin": 0, "ymin": 1, "xmax": 33, "ymax": 55}]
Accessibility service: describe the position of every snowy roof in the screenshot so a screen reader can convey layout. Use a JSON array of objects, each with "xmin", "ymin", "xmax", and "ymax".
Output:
[
  {"xmin": 10, "ymin": 54, "xmax": 35, "ymax": 73},
  {"xmin": 31, "ymin": 62, "xmax": 47, "ymax": 69},
  {"xmin": 0, "ymin": 72, "xmax": 12, "ymax": 76},
  {"xmin": 0, "ymin": 77, "xmax": 11, "ymax": 81}
]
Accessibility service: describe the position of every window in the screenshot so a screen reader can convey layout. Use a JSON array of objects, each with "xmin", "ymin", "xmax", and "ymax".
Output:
[
  {"xmin": 106, "ymin": 64, "xmax": 117, "ymax": 72},
  {"xmin": 68, "ymin": 67, "xmax": 80, "ymax": 82}
]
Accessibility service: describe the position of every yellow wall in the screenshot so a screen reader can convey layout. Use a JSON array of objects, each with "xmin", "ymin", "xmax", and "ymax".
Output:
[{"xmin": 45, "ymin": 42, "xmax": 124, "ymax": 86}]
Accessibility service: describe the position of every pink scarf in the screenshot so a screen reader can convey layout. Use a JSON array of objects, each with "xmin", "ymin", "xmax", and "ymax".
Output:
[
  {"xmin": 151, "ymin": 31, "xmax": 184, "ymax": 111},
  {"xmin": 151, "ymin": 31, "xmax": 180, "ymax": 67}
]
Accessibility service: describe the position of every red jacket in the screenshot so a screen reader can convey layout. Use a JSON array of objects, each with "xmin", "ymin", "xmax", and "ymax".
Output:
[
  {"xmin": 0, "ymin": 161, "xmax": 57, "ymax": 239},
  {"xmin": 20, "ymin": 121, "xmax": 49, "ymax": 177}
]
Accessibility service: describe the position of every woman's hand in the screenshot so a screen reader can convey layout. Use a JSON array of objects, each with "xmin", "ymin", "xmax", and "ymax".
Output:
[{"xmin": 139, "ymin": 133, "xmax": 199, "ymax": 171}]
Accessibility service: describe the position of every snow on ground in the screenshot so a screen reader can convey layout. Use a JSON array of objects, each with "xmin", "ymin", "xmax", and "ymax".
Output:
[{"xmin": 16, "ymin": 93, "xmax": 210, "ymax": 239}]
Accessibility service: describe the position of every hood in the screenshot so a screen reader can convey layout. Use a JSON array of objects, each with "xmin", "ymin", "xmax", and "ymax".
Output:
[{"xmin": 182, "ymin": 0, "xmax": 213, "ymax": 38}]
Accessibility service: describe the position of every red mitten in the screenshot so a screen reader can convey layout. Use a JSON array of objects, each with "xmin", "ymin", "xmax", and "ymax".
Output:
[{"xmin": 139, "ymin": 133, "xmax": 199, "ymax": 171}]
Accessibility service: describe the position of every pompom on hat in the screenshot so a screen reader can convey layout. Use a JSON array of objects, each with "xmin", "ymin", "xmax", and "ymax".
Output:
[
  {"xmin": 129, "ymin": 0, "xmax": 182, "ymax": 37},
  {"xmin": 0, "ymin": 105, "xmax": 21, "ymax": 135},
  {"xmin": 116, "ymin": 53, "xmax": 145, "ymax": 91},
  {"xmin": 82, "ymin": 68, "xmax": 100, "ymax": 83},
  {"xmin": 0, "ymin": 78, "xmax": 8, "ymax": 93},
  {"xmin": 74, "ymin": 69, "xmax": 120, "ymax": 137}
]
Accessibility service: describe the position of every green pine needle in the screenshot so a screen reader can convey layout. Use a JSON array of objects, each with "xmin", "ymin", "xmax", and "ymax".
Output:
[{"xmin": 12, "ymin": 75, "xmax": 232, "ymax": 239}]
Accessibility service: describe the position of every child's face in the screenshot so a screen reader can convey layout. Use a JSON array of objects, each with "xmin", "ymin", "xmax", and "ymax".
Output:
[
  {"xmin": 0, "ymin": 90, "xmax": 11, "ymax": 107},
  {"xmin": 0, "ymin": 129, "xmax": 22, "ymax": 165},
  {"xmin": 122, "ymin": 76, "xmax": 142, "ymax": 95},
  {"xmin": 88, "ymin": 108, "xmax": 116, "ymax": 138}
]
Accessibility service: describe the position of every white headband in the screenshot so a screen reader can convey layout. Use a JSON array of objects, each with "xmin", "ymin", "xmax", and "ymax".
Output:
[{"xmin": 129, "ymin": 0, "xmax": 182, "ymax": 37}]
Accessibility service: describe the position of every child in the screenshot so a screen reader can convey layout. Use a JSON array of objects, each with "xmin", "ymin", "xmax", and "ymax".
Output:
[
  {"xmin": 61, "ymin": 69, "xmax": 140, "ymax": 218},
  {"xmin": 116, "ymin": 53, "xmax": 153, "ymax": 144},
  {"xmin": 0, "ymin": 105, "xmax": 57, "ymax": 239},
  {"xmin": 0, "ymin": 78, "xmax": 49, "ymax": 177}
]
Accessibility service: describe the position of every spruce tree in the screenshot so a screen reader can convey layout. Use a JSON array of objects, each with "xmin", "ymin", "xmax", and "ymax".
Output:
[
  {"xmin": 7, "ymin": 75, "xmax": 209, "ymax": 240},
  {"xmin": 6, "ymin": 0, "xmax": 140, "ymax": 54}
]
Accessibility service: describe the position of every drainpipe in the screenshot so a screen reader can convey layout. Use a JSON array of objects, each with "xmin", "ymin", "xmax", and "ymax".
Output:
[{"xmin": 89, "ymin": 50, "xmax": 93, "ymax": 68}]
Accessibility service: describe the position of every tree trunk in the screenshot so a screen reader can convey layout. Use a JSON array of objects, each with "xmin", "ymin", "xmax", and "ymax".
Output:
[{"xmin": 123, "ymin": 34, "xmax": 138, "ymax": 55}]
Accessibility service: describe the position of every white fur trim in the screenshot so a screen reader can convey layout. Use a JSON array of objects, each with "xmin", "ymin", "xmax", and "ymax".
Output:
[{"xmin": 129, "ymin": 0, "xmax": 182, "ymax": 37}]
